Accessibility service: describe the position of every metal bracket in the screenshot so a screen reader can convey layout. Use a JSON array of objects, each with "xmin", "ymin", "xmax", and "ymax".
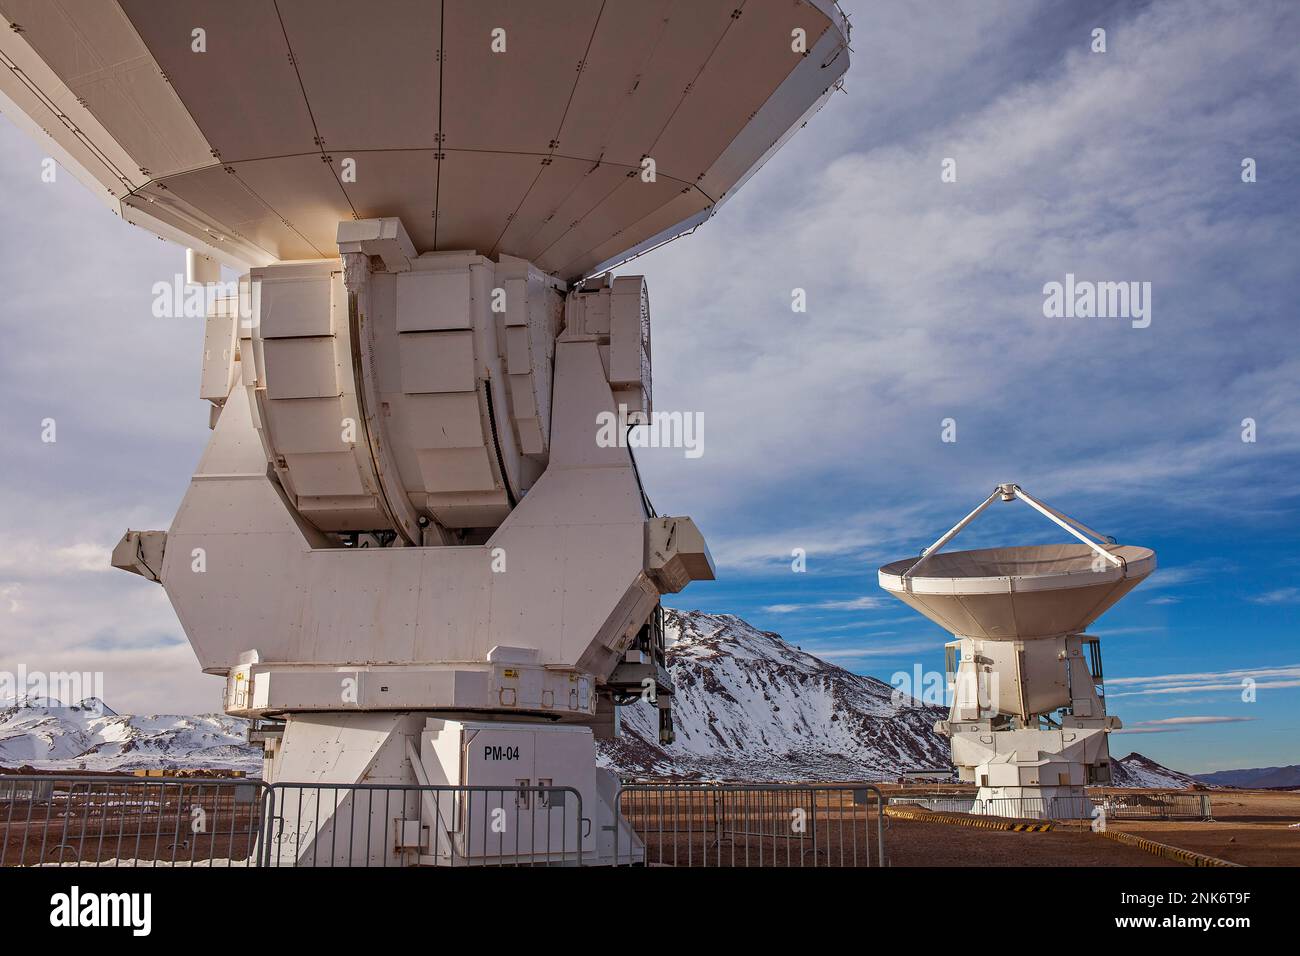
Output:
[{"xmin": 902, "ymin": 483, "xmax": 1124, "ymax": 585}]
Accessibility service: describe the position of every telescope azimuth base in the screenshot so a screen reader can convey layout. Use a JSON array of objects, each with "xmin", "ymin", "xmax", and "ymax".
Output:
[{"xmin": 112, "ymin": 216, "xmax": 716, "ymax": 862}]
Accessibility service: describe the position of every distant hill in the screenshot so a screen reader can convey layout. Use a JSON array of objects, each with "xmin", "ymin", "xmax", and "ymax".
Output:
[
  {"xmin": 1107, "ymin": 751, "xmax": 1202, "ymax": 789},
  {"xmin": 1195, "ymin": 765, "xmax": 1300, "ymax": 789}
]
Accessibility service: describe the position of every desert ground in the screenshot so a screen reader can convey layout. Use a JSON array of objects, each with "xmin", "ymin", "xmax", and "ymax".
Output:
[
  {"xmin": 876, "ymin": 786, "xmax": 1300, "ymax": 867},
  {"xmin": 1105, "ymin": 790, "xmax": 1300, "ymax": 867}
]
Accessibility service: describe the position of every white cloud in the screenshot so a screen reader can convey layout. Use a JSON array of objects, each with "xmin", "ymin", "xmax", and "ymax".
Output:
[
  {"xmin": 802, "ymin": 640, "xmax": 939, "ymax": 660},
  {"xmin": 0, "ymin": 541, "xmax": 112, "ymax": 576},
  {"xmin": 635, "ymin": 0, "xmax": 1300, "ymax": 546},
  {"xmin": 1117, "ymin": 715, "xmax": 1256, "ymax": 734},
  {"xmin": 1107, "ymin": 664, "xmax": 1300, "ymax": 698},
  {"xmin": 1250, "ymin": 587, "xmax": 1300, "ymax": 605},
  {"xmin": 762, "ymin": 596, "xmax": 888, "ymax": 614},
  {"xmin": 1132, "ymin": 716, "xmax": 1255, "ymax": 726}
]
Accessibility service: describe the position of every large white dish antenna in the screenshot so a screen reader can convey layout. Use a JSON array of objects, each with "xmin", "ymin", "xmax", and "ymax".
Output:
[
  {"xmin": 0, "ymin": 0, "xmax": 850, "ymax": 278},
  {"xmin": 878, "ymin": 485, "xmax": 1156, "ymax": 640}
]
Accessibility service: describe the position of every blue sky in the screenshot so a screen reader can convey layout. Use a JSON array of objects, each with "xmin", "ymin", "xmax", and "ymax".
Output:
[{"xmin": 1, "ymin": 0, "xmax": 1297, "ymax": 773}]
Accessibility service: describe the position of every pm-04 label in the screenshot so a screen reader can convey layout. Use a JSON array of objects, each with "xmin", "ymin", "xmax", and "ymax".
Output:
[{"xmin": 484, "ymin": 745, "xmax": 521, "ymax": 761}]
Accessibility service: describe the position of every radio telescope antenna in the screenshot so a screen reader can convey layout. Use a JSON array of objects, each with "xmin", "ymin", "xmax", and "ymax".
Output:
[
  {"xmin": 879, "ymin": 484, "xmax": 1156, "ymax": 818},
  {"xmin": 2, "ymin": 1, "xmax": 851, "ymax": 864}
]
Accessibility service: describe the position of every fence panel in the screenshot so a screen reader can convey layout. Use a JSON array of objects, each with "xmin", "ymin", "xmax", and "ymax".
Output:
[
  {"xmin": 1095, "ymin": 792, "xmax": 1211, "ymax": 821},
  {"xmin": 264, "ymin": 783, "xmax": 585, "ymax": 867},
  {"xmin": 0, "ymin": 775, "xmax": 268, "ymax": 867},
  {"xmin": 4, "ymin": 775, "xmax": 908, "ymax": 867},
  {"xmin": 891, "ymin": 791, "xmax": 1212, "ymax": 823},
  {"xmin": 614, "ymin": 784, "xmax": 884, "ymax": 866}
]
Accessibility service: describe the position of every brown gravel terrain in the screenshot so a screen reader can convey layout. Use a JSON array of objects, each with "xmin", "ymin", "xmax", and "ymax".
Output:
[
  {"xmin": 1109, "ymin": 789, "xmax": 1300, "ymax": 867},
  {"xmin": 881, "ymin": 816, "xmax": 1180, "ymax": 867},
  {"xmin": 880, "ymin": 789, "xmax": 1300, "ymax": 867}
]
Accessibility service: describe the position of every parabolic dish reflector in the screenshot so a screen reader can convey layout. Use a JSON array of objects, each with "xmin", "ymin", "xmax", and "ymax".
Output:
[
  {"xmin": 878, "ymin": 544, "xmax": 1157, "ymax": 641},
  {"xmin": 0, "ymin": 0, "xmax": 850, "ymax": 279}
]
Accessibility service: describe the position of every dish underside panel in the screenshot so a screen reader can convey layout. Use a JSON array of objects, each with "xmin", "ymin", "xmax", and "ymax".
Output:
[
  {"xmin": 0, "ymin": 0, "xmax": 848, "ymax": 278},
  {"xmin": 879, "ymin": 544, "xmax": 1156, "ymax": 639}
]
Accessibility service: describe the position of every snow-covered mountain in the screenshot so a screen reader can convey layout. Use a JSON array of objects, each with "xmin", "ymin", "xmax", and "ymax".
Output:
[
  {"xmin": 0, "ymin": 610, "xmax": 1196, "ymax": 787},
  {"xmin": 1107, "ymin": 751, "xmax": 1202, "ymax": 789},
  {"xmin": 0, "ymin": 698, "xmax": 257, "ymax": 773},
  {"xmin": 596, "ymin": 610, "xmax": 952, "ymax": 781}
]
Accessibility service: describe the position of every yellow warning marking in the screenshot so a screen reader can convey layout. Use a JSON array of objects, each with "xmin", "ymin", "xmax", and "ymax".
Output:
[
  {"xmin": 884, "ymin": 805, "xmax": 1054, "ymax": 832},
  {"xmin": 1095, "ymin": 828, "xmax": 1240, "ymax": 867}
]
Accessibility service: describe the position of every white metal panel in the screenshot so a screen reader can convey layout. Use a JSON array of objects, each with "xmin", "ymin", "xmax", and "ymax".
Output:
[
  {"xmin": 548, "ymin": 0, "xmax": 676, "ymax": 162},
  {"xmin": 536, "ymin": 174, "xmax": 689, "ymax": 277},
  {"xmin": 509, "ymin": 162, "xmax": 629, "ymax": 264},
  {"xmin": 504, "ymin": 277, "xmax": 528, "ymax": 327},
  {"xmin": 295, "ymin": 549, "xmax": 422, "ymax": 663},
  {"xmin": 132, "ymin": 172, "xmax": 312, "ymax": 264},
  {"xmin": 264, "ymin": 397, "xmax": 349, "ymax": 455},
  {"xmin": 282, "ymin": 452, "xmax": 367, "ymax": 497},
  {"xmin": 512, "ymin": 414, "xmax": 545, "ymax": 457},
  {"xmin": 509, "ymin": 374, "xmax": 539, "ymax": 420},
  {"xmin": 233, "ymin": 155, "xmax": 343, "ymax": 258},
  {"xmin": 608, "ymin": 277, "xmax": 647, "ymax": 389},
  {"xmin": 396, "ymin": 270, "xmax": 474, "ymax": 332},
  {"xmin": 490, "ymin": 155, "xmax": 616, "ymax": 260},
  {"xmin": 592, "ymin": 0, "xmax": 740, "ymax": 171},
  {"xmin": 403, "ymin": 393, "xmax": 485, "ymax": 449},
  {"xmin": 199, "ymin": 302, "xmax": 239, "ymax": 402},
  {"xmin": 504, "ymin": 324, "xmax": 532, "ymax": 375},
  {"xmin": 119, "ymin": 0, "xmax": 319, "ymax": 164},
  {"xmin": 274, "ymin": 0, "xmax": 441, "ymax": 151},
  {"xmin": 337, "ymin": 150, "xmax": 440, "ymax": 251},
  {"xmin": 575, "ymin": 188, "xmax": 711, "ymax": 278},
  {"xmin": 416, "ymin": 447, "xmax": 497, "ymax": 493},
  {"xmin": 429, "ymin": 150, "xmax": 548, "ymax": 254},
  {"xmin": 439, "ymin": 0, "xmax": 603, "ymax": 155},
  {"xmin": 0, "ymin": 0, "xmax": 212, "ymax": 178},
  {"xmin": 649, "ymin": 5, "xmax": 828, "ymax": 183},
  {"xmin": 399, "ymin": 330, "xmax": 477, "ymax": 393},
  {"xmin": 410, "ymin": 552, "xmax": 494, "ymax": 661},
  {"xmin": 262, "ymin": 338, "xmax": 339, "ymax": 400},
  {"xmin": 257, "ymin": 276, "xmax": 334, "ymax": 338}
]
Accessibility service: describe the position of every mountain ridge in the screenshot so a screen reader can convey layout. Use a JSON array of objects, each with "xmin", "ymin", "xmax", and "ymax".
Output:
[
  {"xmin": 1, "ymin": 610, "xmax": 1198, "ymax": 787},
  {"xmin": 1194, "ymin": 765, "xmax": 1300, "ymax": 789}
]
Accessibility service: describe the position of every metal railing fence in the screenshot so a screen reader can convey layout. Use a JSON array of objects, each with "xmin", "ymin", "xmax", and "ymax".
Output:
[
  {"xmin": 263, "ymin": 782, "xmax": 585, "ymax": 867},
  {"xmin": 0, "ymin": 775, "xmax": 268, "ymax": 867},
  {"xmin": 4, "ymin": 775, "xmax": 902, "ymax": 866},
  {"xmin": 613, "ymin": 783, "xmax": 885, "ymax": 866},
  {"xmin": 889, "ymin": 795, "xmax": 979, "ymax": 814},
  {"xmin": 1094, "ymin": 791, "xmax": 1212, "ymax": 821},
  {"xmin": 890, "ymin": 791, "xmax": 1212, "ymax": 822}
]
